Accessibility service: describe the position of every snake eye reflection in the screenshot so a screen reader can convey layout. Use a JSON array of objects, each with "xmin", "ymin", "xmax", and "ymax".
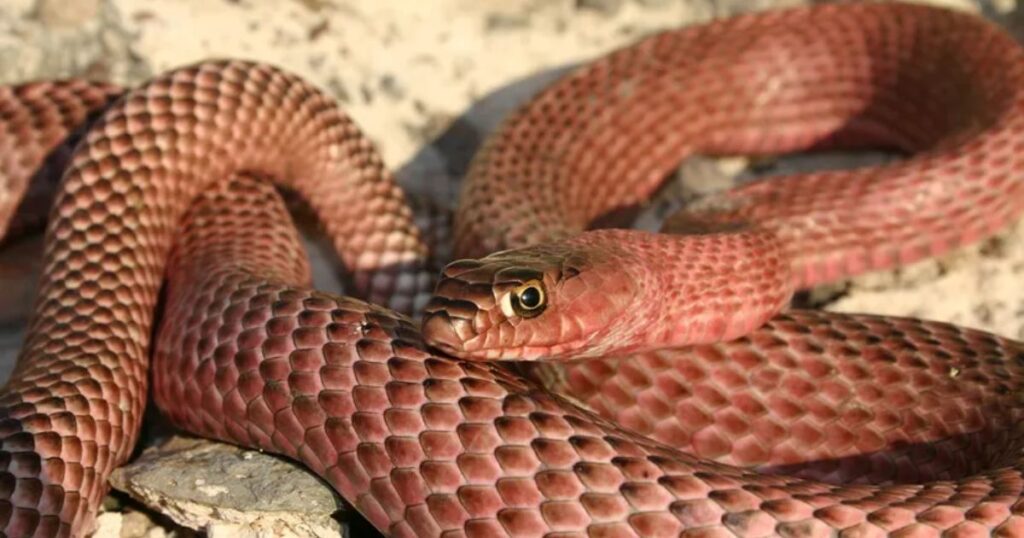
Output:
[{"xmin": 510, "ymin": 280, "xmax": 546, "ymax": 317}]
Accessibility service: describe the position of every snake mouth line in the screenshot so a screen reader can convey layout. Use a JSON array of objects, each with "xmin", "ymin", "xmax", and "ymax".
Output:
[{"xmin": 421, "ymin": 302, "xmax": 606, "ymax": 361}]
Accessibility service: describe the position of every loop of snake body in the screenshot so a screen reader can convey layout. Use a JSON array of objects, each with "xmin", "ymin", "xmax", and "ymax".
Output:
[{"xmin": 1, "ymin": 2, "xmax": 1024, "ymax": 537}]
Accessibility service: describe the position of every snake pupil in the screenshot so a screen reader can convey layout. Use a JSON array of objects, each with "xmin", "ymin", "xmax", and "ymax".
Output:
[{"xmin": 519, "ymin": 286, "xmax": 541, "ymax": 309}]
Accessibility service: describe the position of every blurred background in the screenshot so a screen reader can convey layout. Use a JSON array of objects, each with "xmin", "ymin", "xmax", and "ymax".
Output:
[{"xmin": 3, "ymin": 0, "xmax": 1024, "ymax": 536}]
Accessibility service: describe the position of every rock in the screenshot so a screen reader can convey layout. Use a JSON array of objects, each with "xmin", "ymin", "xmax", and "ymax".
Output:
[
  {"xmin": 33, "ymin": 0, "xmax": 101, "ymax": 27},
  {"xmin": 92, "ymin": 509, "xmax": 179, "ymax": 538},
  {"xmin": 0, "ymin": 0, "xmax": 147, "ymax": 85},
  {"xmin": 108, "ymin": 437, "xmax": 347, "ymax": 538},
  {"xmin": 576, "ymin": 0, "xmax": 624, "ymax": 15},
  {"xmin": 122, "ymin": 509, "xmax": 179, "ymax": 538},
  {"xmin": 91, "ymin": 512, "xmax": 122, "ymax": 538}
]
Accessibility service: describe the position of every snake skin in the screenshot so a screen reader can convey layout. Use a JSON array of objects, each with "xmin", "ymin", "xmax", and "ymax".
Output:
[
  {"xmin": 421, "ymin": 0, "xmax": 1024, "ymax": 363},
  {"xmin": 159, "ymin": 177, "xmax": 1024, "ymax": 537},
  {"xmin": 449, "ymin": 2, "xmax": 1024, "ymax": 286},
  {"xmin": 0, "ymin": 62, "xmax": 433, "ymax": 536},
  {"xmin": 0, "ymin": 1, "xmax": 1023, "ymax": 537},
  {"xmin": 0, "ymin": 81, "xmax": 122, "ymax": 241},
  {"xmin": 421, "ymin": 1, "xmax": 1024, "ymax": 536}
]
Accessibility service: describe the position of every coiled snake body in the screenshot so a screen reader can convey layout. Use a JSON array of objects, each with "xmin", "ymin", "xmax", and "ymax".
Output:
[{"xmin": 1, "ymin": 2, "xmax": 1024, "ymax": 537}]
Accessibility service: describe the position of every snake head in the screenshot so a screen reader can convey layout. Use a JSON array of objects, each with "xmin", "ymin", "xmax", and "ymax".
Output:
[{"xmin": 421, "ymin": 239, "xmax": 641, "ymax": 361}]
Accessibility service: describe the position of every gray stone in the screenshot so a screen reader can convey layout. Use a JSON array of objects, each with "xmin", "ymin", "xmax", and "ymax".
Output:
[{"xmin": 109, "ymin": 437, "xmax": 347, "ymax": 538}]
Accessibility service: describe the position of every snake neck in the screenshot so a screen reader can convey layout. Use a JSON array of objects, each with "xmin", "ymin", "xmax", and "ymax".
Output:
[{"xmin": 566, "ymin": 228, "xmax": 794, "ymax": 357}]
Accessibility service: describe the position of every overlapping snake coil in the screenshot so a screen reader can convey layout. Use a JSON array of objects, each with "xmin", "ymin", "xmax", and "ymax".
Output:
[{"xmin": 0, "ymin": 2, "xmax": 1023, "ymax": 537}]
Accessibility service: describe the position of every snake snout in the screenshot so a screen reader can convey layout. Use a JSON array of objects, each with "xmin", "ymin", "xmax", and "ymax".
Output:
[
  {"xmin": 421, "ymin": 301, "xmax": 484, "ymax": 358},
  {"xmin": 421, "ymin": 268, "xmax": 491, "ymax": 356},
  {"xmin": 421, "ymin": 311, "xmax": 465, "ymax": 355}
]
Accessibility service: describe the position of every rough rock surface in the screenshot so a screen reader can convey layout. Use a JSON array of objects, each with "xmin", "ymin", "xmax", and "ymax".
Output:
[
  {"xmin": 1, "ymin": 0, "xmax": 1024, "ymax": 536},
  {"xmin": 107, "ymin": 437, "xmax": 344, "ymax": 537}
]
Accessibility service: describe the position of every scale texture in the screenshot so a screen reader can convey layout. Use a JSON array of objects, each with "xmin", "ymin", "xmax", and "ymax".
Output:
[
  {"xmin": 162, "ymin": 180, "xmax": 1024, "ymax": 538},
  {"xmin": 422, "ymin": 1, "xmax": 1024, "ymax": 536},
  {"xmin": 0, "ymin": 62, "xmax": 432, "ymax": 536},
  {"xmin": 0, "ymin": 2, "xmax": 1023, "ymax": 538},
  {"xmin": 423, "ymin": 1, "xmax": 1024, "ymax": 364}
]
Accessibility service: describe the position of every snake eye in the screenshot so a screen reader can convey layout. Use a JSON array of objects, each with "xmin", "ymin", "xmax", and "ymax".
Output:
[{"xmin": 509, "ymin": 279, "xmax": 546, "ymax": 318}]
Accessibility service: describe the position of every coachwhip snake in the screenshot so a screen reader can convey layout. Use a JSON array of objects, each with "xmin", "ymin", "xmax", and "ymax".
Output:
[{"xmin": 1, "ymin": 1, "xmax": 1024, "ymax": 536}]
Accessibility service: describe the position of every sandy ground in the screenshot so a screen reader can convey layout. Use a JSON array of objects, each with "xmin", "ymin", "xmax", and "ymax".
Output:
[{"xmin": 2, "ymin": 0, "xmax": 1024, "ymax": 535}]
